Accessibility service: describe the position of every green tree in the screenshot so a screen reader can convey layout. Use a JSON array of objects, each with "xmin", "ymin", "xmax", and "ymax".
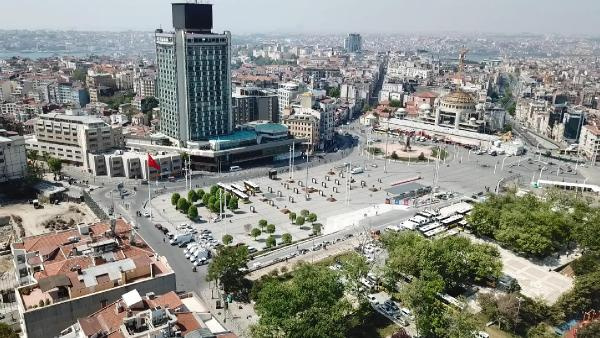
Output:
[
  {"xmin": 196, "ymin": 189, "xmax": 205, "ymax": 200},
  {"xmin": 338, "ymin": 253, "xmax": 369, "ymax": 296},
  {"xmin": 266, "ymin": 223, "xmax": 276, "ymax": 234},
  {"xmin": 445, "ymin": 307, "xmax": 478, "ymax": 338},
  {"xmin": 177, "ymin": 198, "xmax": 190, "ymax": 213},
  {"xmin": 210, "ymin": 185, "xmax": 219, "ymax": 196},
  {"xmin": 389, "ymin": 99, "xmax": 402, "ymax": 108},
  {"xmin": 282, "ymin": 233, "xmax": 292, "ymax": 245},
  {"xmin": 222, "ymin": 234, "xmax": 233, "ymax": 245},
  {"xmin": 289, "ymin": 212, "xmax": 297, "ymax": 222},
  {"xmin": 207, "ymin": 245, "xmax": 249, "ymax": 293},
  {"xmin": 0, "ymin": 323, "xmax": 19, "ymax": 338},
  {"xmin": 251, "ymin": 264, "xmax": 352, "ymax": 338},
  {"xmin": 171, "ymin": 193, "xmax": 181, "ymax": 206},
  {"xmin": 187, "ymin": 189, "xmax": 198, "ymax": 203},
  {"xmin": 251, "ymin": 228, "xmax": 262, "ymax": 240},
  {"xmin": 141, "ymin": 96, "xmax": 159, "ymax": 113},
  {"xmin": 209, "ymin": 201, "xmax": 220, "ymax": 214},
  {"xmin": 296, "ymin": 216, "xmax": 305, "ymax": 226},
  {"xmin": 47, "ymin": 157, "xmax": 63, "ymax": 179},
  {"xmin": 300, "ymin": 209, "xmax": 310, "ymax": 217},
  {"xmin": 390, "ymin": 151, "xmax": 400, "ymax": 160},
  {"xmin": 202, "ymin": 193, "xmax": 210, "ymax": 206},
  {"xmin": 399, "ymin": 271, "xmax": 447, "ymax": 337},
  {"xmin": 307, "ymin": 213, "xmax": 318, "ymax": 223},
  {"xmin": 418, "ymin": 152, "xmax": 426, "ymax": 161},
  {"xmin": 555, "ymin": 270, "xmax": 600, "ymax": 318},
  {"xmin": 228, "ymin": 196, "xmax": 239, "ymax": 211},
  {"xmin": 574, "ymin": 209, "xmax": 600, "ymax": 252},
  {"xmin": 327, "ymin": 87, "xmax": 340, "ymax": 98},
  {"xmin": 72, "ymin": 68, "xmax": 87, "ymax": 82},
  {"xmin": 382, "ymin": 232, "xmax": 502, "ymax": 290},
  {"xmin": 312, "ymin": 223, "xmax": 322, "ymax": 236},
  {"xmin": 577, "ymin": 321, "xmax": 600, "ymax": 338},
  {"xmin": 258, "ymin": 219, "xmax": 268, "ymax": 231},
  {"xmin": 265, "ymin": 235, "xmax": 276, "ymax": 248},
  {"xmin": 187, "ymin": 205, "xmax": 198, "ymax": 220}
]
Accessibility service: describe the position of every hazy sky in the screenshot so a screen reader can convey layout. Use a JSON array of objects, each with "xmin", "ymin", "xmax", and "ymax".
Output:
[{"xmin": 1, "ymin": 0, "xmax": 599, "ymax": 35}]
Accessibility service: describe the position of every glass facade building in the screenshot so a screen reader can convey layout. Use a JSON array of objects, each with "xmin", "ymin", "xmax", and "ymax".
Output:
[{"xmin": 155, "ymin": 4, "xmax": 232, "ymax": 146}]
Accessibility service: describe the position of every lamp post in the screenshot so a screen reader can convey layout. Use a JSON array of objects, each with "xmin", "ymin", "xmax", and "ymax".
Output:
[{"xmin": 538, "ymin": 166, "xmax": 546, "ymax": 182}]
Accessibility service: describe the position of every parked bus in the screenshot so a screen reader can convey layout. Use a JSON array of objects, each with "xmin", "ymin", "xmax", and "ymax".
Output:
[
  {"xmin": 231, "ymin": 184, "xmax": 247, "ymax": 193},
  {"xmin": 243, "ymin": 180, "xmax": 260, "ymax": 193},
  {"xmin": 231, "ymin": 189, "xmax": 249, "ymax": 201}
]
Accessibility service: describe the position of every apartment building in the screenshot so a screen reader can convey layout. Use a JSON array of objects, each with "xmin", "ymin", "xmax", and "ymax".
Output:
[
  {"xmin": 57, "ymin": 290, "xmax": 235, "ymax": 338},
  {"xmin": 232, "ymin": 87, "xmax": 279, "ymax": 126},
  {"xmin": 11, "ymin": 218, "xmax": 176, "ymax": 338},
  {"xmin": 282, "ymin": 113, "xmax": 320, "ymax": 152},
  {"xmin": 133, "ymin": 75, "xmax": 156, "ymax": 98},
  {"xmin": 579, "ymin": 125, "xmax": 600, "ymax": 164},
  {"xmin": 115, "ymin": 71, "xmax": 134, "ymax": 90},
  {"xmin": 26, "ymin": 112, "xmax": 124, "ymax": 170},
  {"xmin": 278, "ymin": 82, "xmax": 302, "ymax": 121},
  {"xmin": 0, "ymin": 129, "xmax": 27, "ymax": 183}
]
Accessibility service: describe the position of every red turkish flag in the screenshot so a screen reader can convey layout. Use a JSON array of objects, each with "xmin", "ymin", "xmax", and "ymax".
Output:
[{"xmin": 147, "ymin": 154, "xmax": 160, "ymax": 170}]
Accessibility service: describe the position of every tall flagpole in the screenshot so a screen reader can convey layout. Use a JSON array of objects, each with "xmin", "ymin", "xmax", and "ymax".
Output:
[{"xmin": 148, "ymin": 157, "xmax": 152, "ymax": 221}]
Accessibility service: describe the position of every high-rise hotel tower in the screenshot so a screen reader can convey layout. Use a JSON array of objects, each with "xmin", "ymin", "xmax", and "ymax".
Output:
[{"xmin": 155, "ymin": 3, "xmax": 232, "ymax": 147}]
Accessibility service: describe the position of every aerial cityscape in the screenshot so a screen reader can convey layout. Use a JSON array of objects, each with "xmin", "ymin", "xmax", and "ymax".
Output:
[{"xmin": 1, "ymin": 1, "xmax": 600, "ymax": 338}]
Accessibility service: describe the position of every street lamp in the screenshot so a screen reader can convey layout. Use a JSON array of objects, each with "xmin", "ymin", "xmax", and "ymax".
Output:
[{"xmin": 538, "ymin": 166, "xmax": 546, "ymax": 182}]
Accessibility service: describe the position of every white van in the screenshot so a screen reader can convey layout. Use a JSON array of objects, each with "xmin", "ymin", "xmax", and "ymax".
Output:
[
  {"xmin": 351, "ymin": 167, "xmax": 364, "ymax": 174},
  {"xmin": 229, "ymin": 165, "xmax": 242, "ymax": 172},
  {"xmin": 170, "ymin": 233, "xmax": 193, "ymax": 246}
]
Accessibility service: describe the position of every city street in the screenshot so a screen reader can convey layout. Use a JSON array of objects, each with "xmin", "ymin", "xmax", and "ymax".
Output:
[{"xmin": 72, "ymin": 121, "xmax": 589, "ymax": 336}]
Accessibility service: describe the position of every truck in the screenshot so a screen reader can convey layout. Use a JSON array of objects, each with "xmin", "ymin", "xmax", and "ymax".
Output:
[{"xmin": 169, "ymin": 233, "xmax": 194, "ymax": 246}]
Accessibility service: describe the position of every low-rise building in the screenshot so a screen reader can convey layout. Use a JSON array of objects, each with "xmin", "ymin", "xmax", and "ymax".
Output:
[
  {"xmin": 58, "ymin": 289, "xmax": 236, "ymax": 338},
  {"xmin": 11, "ymin": 218, "xmax": 176, "ymax": 338},
  {"xmin": 88, "ymin": 151, "xmax": 182, "ymax": 179},
  {"xmin": 26, "ymin": 112, "xmax": 124, "ymax": 170},
  {"xmin": 0, "ymin": 129, "xmax": 28, "ymax": 183},
  {"xmin": 282, "ymin": 113, "xmax": 320, "ymax": 152}
]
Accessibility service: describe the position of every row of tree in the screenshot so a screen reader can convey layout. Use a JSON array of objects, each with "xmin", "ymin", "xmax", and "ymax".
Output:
[
  {"xmin": 27, "ymin": 149, "xmax": 63, "ymax": 180},
  {"xmin": 171, "ymin": 186, "xmax": 240, "ymax": 220}
]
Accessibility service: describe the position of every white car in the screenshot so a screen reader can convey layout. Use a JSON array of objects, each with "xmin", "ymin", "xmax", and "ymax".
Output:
[
  {"xmin": 143, "ymin": 211, "xmax": 150, "ymax": 217},
  {"xmin": 193, "ymin": 258, "xmax": 208, "ymax": 266}
]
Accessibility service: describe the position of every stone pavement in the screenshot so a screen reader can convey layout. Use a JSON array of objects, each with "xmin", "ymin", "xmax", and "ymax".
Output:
[{"xmin": 465, "ymin": 234, "xmax": 573, "ymax": 304}]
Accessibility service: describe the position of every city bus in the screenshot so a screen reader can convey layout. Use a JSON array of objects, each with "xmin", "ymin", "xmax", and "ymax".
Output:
[{"xmin": 243, "ymin": 180, "xmax": 260, "ymax": 193}]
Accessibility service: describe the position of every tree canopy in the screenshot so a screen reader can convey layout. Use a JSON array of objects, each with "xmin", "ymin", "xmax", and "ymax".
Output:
[
  {"xmin": 382, "ymin": 232, "xmax": 502, "ymax": 291},
  {"xmin": 466, "ymin": 192, "xmax": 588, "ymax": 257},
  {"xmin": 207, "ymin": 245, "xmax": 249, "ymax": 293},
  {"xmin": 252, "ymin": 264, "xmax": 353, "ymax": 338}
]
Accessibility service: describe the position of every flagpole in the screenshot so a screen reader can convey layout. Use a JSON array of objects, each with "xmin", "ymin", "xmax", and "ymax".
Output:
[{"xmin": 148, "ymin": 156, "xmax": 152, "ymax": 221}]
